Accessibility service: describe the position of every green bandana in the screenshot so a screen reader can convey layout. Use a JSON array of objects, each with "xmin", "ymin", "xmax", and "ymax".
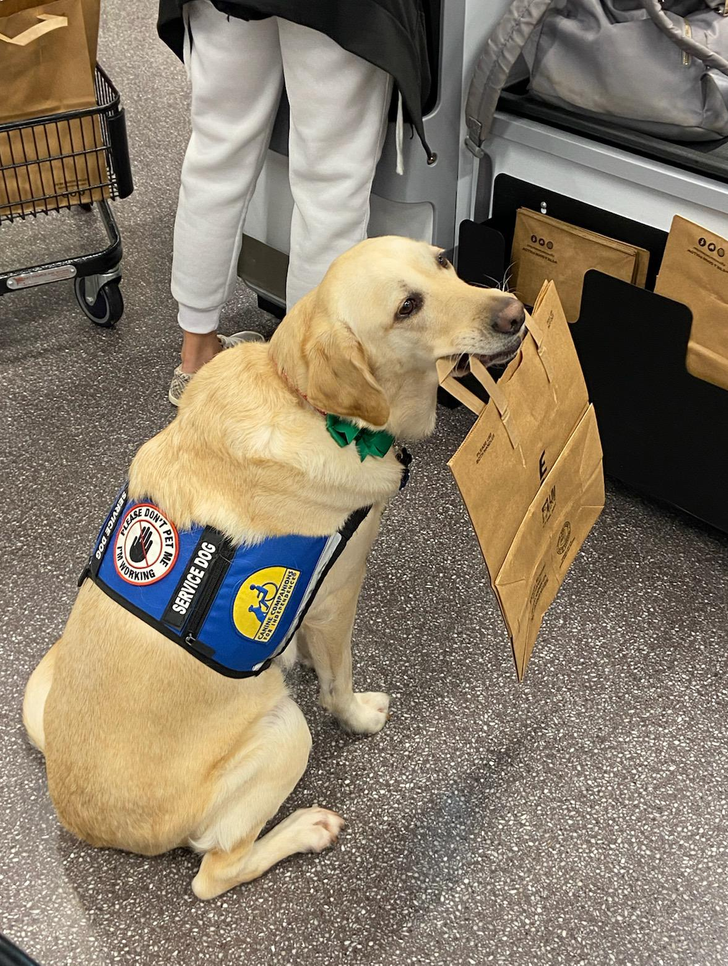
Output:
[{"xmin": 326, "ymin": 414, "xmax": 394, "ymax": 462}]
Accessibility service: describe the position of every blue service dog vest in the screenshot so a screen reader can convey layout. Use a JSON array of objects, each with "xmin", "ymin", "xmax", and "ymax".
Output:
[{"xmin": 80, "ymin": 485, "xmax": 371, "ymax": 678}]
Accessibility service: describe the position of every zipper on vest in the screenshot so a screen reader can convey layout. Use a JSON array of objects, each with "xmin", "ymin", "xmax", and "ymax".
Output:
[{"xmin": 183, "ymin": 541, "xmax": 234, "ymax": 646}]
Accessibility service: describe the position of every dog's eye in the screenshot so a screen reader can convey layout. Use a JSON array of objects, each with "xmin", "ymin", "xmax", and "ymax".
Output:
[
  {"xmin": 398, "ymin": 297, "xmax": 417, "ymax": 318},
  {"xmin": 396, "ymin": 292, "xmax": 422, "ymax": 320},
  {"xmin": 436, "ymin": 252, "xmax": 450, "ymax": 268}
]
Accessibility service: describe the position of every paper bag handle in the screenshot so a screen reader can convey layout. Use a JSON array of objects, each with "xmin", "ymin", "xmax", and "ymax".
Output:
[
  {"xmin": 437, "ymin": 306, "xmax": 556, "ymax": 451},
  {"xmin": 469, "ymin": 358, "xmax": 522, "ymax": 449},
  {"xmin": 436, "ymin": 358, "xmax": 485, "ymax": 416},
  {"xmin": 525, "ymin": 314, "xmax": 554, "ymax": 383},
  {"xmin": 0, "ymin": 14, "xmax": 67, "ymax": 47},
  {"xmin": 437, "ymin": 356, "xmax": 522, "ymax": 449}
]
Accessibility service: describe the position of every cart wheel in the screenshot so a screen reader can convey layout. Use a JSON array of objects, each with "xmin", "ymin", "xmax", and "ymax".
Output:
[
  {"xmin": 75, "ymin": 277, "xmax": 123, "ymax": 327},
  {"xmin": 79, "ymin": 202, "xmax": 94, "ymax": 212}
]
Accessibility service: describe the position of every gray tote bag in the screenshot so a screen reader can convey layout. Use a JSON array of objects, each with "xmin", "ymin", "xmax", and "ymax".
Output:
[{"xmin": 524, "ymin": 0, "xmax": 728, "ymax": 141}]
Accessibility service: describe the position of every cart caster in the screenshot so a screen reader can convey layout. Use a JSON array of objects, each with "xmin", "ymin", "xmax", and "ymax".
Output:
[
  {"xmin": 75, "ymin": 275, "xmax": 124, "ymax": 327},
  {"xmin": 79, "ymin": 202, "xmax": 94, "ymax": 212}
]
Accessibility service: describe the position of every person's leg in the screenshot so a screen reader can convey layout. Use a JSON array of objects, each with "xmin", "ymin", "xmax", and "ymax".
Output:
[
  {"xmin": 278, "ymin": 20, "xmax": 392, "ymax": 309},
  {"xmin": 172, "ymin": 1, "xmax": 283, "ymax": 373}
]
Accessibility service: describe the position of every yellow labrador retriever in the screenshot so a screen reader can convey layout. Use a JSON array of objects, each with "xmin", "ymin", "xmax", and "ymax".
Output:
[{"xmin": 23, "ymin": 236, "xmax": 524, "ymax": 900}]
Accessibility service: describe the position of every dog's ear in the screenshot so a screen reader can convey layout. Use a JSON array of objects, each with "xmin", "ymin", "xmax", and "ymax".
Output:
[{"xmin": 306, "ymin": 322, "xmax": 390, "ymax": 428}]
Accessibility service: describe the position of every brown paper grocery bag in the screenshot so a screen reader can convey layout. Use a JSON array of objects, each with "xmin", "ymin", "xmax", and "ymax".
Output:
[
  {"xmin": 0, "ymin": 117, "xmax": 108, "ymax": 218},
  {"xmin": 0, "ymin": 0, "xmax": 98, "ymax": 64},
  {"xmin": 0, "ymin": 0, "xmax": 107, "ymax": 217},
  {"xmin": 511, "ymin": 209, "xmax": 649, "ymax": 323},
  {"xmin": 655, "ymin": 215, "xmax": 728, "ymax": 392},
  {"xmin": 440, "ymin": 281, "xmax": 605, "ymax": 679},
  {"xmin": 81, "ymin": 0, "xmax": 99, "ymax": 63},
  {"xmin": 0, "ymin": 0, "xmax": 96, "ymax": 123}
]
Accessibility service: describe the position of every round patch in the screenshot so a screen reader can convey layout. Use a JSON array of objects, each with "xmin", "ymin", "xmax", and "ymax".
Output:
[
  {"xmin": 233, "ymin": 566, "xmax": 301, "ymax": 643},
  {"xmin": 114, "ymin": 503, "xmax": 179, "ymax": 585}
]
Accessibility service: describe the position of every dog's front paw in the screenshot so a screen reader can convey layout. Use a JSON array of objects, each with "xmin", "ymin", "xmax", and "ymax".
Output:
[{"xmin": 335, "ymin": 691, "xmax": 391, "ymax": 735}]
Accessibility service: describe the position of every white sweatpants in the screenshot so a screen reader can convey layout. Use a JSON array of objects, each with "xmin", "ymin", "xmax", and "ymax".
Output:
[{"xmin": 172, "ymin": 0, "xmax": 392, "ymax": 333}]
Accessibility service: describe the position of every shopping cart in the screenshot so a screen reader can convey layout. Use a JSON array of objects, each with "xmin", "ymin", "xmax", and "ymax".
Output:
[{"xmin": 0, "ymin": 65, "xmax": 133, "ymax": 327}]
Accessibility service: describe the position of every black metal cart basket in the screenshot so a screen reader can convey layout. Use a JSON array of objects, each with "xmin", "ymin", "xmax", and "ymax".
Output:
[{"xmin": 0, "ymin": 64, "xmax": 133, "ymax": 326}]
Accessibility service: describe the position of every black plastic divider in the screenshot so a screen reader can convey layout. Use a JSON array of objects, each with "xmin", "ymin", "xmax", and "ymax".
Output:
[
  {"xmin": 572, "ymin": 272, "xmax": 728, "ymax": 533},
  {"xmin": 438, "ymin": 220, "xmax": 506, "ymax": 407},
  {"xmin": 454, "ymin": 178, "xmax": 728, "ymax": 533},
  {"xmin": 437, "ymin": 219, "xmax": 502, "ymax": 408},
  {"xmin": 458, "ymin": 220, "xmax": 507, "ymax": 292}
]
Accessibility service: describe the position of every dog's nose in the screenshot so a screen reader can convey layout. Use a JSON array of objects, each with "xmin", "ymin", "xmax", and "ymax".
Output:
[{"xmin": 491, "ymin": 299, "xmax": 526, "ymax": 335}]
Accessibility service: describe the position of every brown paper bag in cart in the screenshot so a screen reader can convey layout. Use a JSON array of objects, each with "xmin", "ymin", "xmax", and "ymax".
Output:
[
  {"xmin": 0, "ymin": 0, "xmax": 108, "ymax": 217},
  {"xmin": 439, "ymin": 281, "xmax": 605, "ymax": 679},
  {"xmin": 0, "ymin": 0, "xmax": 96, "ymax": 123},
  {"xmin": 0, "ymin": 116, "xmax": 109, "ymax": 219},
  {"xmin": 0, "ymin": 0, "xmax": 99, "ymax": 64}
]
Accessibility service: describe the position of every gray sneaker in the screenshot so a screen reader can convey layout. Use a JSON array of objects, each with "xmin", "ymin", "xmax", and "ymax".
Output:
[{"xmin": 168, "ymin": 330, "xmax": 265, "ymax": 406}]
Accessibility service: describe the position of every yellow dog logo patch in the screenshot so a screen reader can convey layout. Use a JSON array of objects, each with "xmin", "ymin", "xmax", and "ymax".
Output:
[{"xmin": 233, "ymin": 567, "xmax": 301, "ymax": 642}]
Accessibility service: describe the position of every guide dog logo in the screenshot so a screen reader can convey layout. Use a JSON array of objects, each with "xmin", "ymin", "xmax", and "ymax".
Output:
[
  {"xmin": 233, "ymin": 566, "xmax": 301, "ymax": 642},
  {"xmin": 114, "ymin": 503, "xmax": 179, "ymax": 585}
]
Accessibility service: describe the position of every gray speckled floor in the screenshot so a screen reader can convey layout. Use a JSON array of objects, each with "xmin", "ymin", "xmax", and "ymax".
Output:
[{"xmin": 2, "ymin": 3, "xmax": 728, "ymax": 966}]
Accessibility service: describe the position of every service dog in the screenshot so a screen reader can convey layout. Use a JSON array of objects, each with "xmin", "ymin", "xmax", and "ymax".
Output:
[{"xmin": 24, "ymin": 236, "xmax": 525, "ymax": 899}]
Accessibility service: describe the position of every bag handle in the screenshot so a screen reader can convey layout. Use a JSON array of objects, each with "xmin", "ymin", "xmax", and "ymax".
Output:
[
  {"xmin": 524, "ymin": 313, "xmax": 554, "ymax": 383},
  {"xmin": 436, "ymin": 359, "xmax": 485, "ymax": 416},
  {"xmin": 0, "ymin": 13, "xmax": 67, "ymax": 46},
  {"xmin": 638, "ymin": 0, "xmax": 728, "ymax": 76},
  {"xmin": 437, "ymin": 356, "xmax": 522, "ymax": 449},
  {"xmin": 469, "ymin": 357, "xmax": 522, "ymax": 449},
  {"xmin": 438, "ymin": 304, "xmax": 559, "ymax": 451}
]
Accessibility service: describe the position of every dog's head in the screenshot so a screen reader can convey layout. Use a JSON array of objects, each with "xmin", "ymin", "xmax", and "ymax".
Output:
[{"xmin": 270, "ymin": 236, "xmax": 525, "ymax": 439}]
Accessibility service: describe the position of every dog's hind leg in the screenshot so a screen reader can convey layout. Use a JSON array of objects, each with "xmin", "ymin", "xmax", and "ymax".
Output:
[
  {"xmin": 189, "ymin": 695, "xmax": 344, "ymax": 900},
  {"xmin": 23, "ymin": 641, "xmax": 60, "ymax": 753},
  {"xmin": 193, "ymin": 805, "xmax": 345, "ymax": 900}
]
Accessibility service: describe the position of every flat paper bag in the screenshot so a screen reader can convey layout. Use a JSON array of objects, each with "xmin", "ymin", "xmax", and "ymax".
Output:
[
  {"xmin": 511, "ymin": 209, "xmax": 647, "ymax": 323},
  {"xmin": 655, "ymin": 215, "xmax": 728, "ymax": 392},
  {"xmin": 444, "ymin": 281, "xmax": 605, "ymax": 679}
]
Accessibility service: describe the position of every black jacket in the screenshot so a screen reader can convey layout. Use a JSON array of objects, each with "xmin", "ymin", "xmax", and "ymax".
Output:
[{"xmin": 157, "ymin": 0, "xmax": 434, "ymax": 159}]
